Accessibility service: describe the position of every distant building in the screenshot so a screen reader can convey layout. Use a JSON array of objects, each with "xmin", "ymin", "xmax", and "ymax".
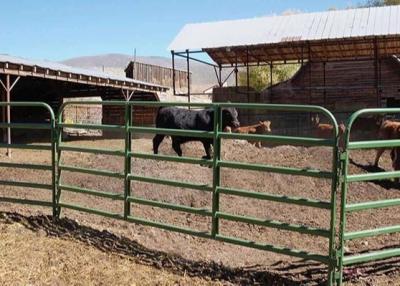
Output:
[{"xmin": 125, "ymin": 61, "xmax": 190, "ymax": 94}]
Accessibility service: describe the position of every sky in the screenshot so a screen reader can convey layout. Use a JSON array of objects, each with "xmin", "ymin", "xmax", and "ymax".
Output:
[{"xmin": 0, "ymin": 0, "xmax": 358, "ymax": 61}]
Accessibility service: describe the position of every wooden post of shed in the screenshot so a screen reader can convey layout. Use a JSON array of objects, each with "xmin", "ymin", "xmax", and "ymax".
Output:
[
  {"xmin": 0, "ymin": 74, "xmax": 19, "ymax": 157},
  {"xmin": 6, "ymin": 75, "xmax": 11, "ymax": 157}
]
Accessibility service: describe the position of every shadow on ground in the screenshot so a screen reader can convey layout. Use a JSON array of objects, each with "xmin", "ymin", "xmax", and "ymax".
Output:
[
  {"xmin": 349, "ymin": 158, "xmax": 400, "ymax": 190},
  {"xmin": 1, "ymin": 212, "xmax": 399, "ymax": 285}
]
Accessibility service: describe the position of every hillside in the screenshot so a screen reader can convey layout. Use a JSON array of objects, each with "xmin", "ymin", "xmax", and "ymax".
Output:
[{"xmin": 62, "ymin": 53, "xmax": 234, "ymax": 92}]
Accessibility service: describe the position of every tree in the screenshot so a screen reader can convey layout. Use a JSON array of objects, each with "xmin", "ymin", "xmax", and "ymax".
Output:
[
  {"xmin": 361, "ymin": 0, "xmax": 400, "ymax": 7},
  {"xmin": 238, "ymin": 64, "xmax": 300, "ymax": 92}
]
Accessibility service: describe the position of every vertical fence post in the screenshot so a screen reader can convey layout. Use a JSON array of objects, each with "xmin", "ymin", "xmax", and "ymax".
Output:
[
  {"xmin": 212, "ymin": 104, "xmax": 221, "ymax": 237},
  {"xmin": 336, "ymin": 149, "xmax": 349, "ymax": 286},
  {"xmin": 124, "ymin": 103, "xmax": 132, "ymax": 219},
  {"xmin": 55, "ymin": 108, "xmax": 64, "ymax": 218},
  {"xmin": 51, "ymin": 112, "xmax": 57, "ymax": 218},
  {"xmin": 327, "ymin": 131, "xmax": 340, "ymax": 286}
]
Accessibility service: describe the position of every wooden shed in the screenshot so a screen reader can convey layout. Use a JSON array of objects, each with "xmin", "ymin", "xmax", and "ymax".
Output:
[{"xmin": 0, "ymin": 54, "xmax": 168, "ymax": 148}]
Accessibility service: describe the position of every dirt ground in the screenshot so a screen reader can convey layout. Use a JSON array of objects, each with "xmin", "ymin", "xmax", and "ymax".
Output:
[{"xmin": 0, "ymin": 137, "xmax": 399, "ymax": 285}]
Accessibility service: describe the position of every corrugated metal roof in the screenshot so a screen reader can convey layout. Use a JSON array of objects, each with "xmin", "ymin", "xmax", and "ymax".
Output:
[
  {"xmin": 169, "ymin": 5, "xmax": 400, "ymax": 51},
  {"xmin": 0, "ymin": 54, "xmax": 168, "ymax": 91}
]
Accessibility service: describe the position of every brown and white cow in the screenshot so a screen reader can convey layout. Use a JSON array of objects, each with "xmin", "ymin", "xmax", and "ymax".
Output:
[
  {"xmin": 374, "ymin": 119, "xmax": 400, "ymax": 167},
  {"xmin": 233, "ymin": 120, "xmax": 271, "ymax": 148},
  {"xmin": 311, "ymin": 115, "xmax": 346, "ymax": 148}
]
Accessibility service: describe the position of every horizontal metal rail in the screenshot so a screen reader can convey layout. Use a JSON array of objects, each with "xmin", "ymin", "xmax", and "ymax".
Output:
[
  {"xmin": 128, "ymin": 196, "xmax": 212, "ymax": 216},
  {"xmin": 0, "ymin": 197, "xmax": 53, "ymax": 207},
  {"xmin": 0, "ymin": 143, "xmax": 51, "ymax": 150},
  {"xmin": 59, "ymin": 145, "xmax": 125, "ymax": 156},
  {"xmin": 0, "ymin": 180, "xmax": 52, "ymax": 190},
  {"xmin": 216, "ymin": 212, "xmax": 331, "ymax": 237},
  {"xmin": 0, "ymin": 161, "xmax": 52, "ymax": 170},
  {"xmin": 130, "ymin": 126, "xmax": 214, "ymax": 138},
  {"xmin": 346, "ymin": 198, "xmax": 400, "ymax": 212},
  {"xmin": 215, "ymin": 234, "xmax": 330, "ymax": 264},
  {"xmin": 220, "ymin": 132, "xmax": 335, "ymax": 147},
  {"xmin": 217, "ymin": 187, "xmax": 331, "ymax": 209},
  {"xmin": 347, "ymin": 170, "xmax": 400, "ymax": 182},
  {"xmin": 0, "ymin": 123, "xmax": 52, "ymax": 129},
  {"xmin": 126, "ymin": 215, "xmax": 212, "ymax": 239},
  {"xmin": 128, "ymin": 175, "xmax": 212, "ymax": 192},
  {"xmin": 59, "ymin": 123, "xmax": 124, "ymax": 131},
  {"xmin": 343, "ymin": 247, "xmax": 400, "ymax": 266},
  {"xmin": 59, "ymin": 184, "xmax": 124, "ymax": 200},
  {"xmin": 348, "ymin": 139, "xmax": 400, "ymax": 149},
  {"xmin": 219, "ymin": 160, "xmax": 332, "ymax": 179},
  {"xmin": 58, "ymin": 202, "xmax": 123, "ymax": 220},
  {"xmin": 130, "ymin": 152, "xmax": 213, "ymax": 166},
  {"xmin": 344, "ymin": 225, "xmax": 400, "ymax": 240},
  {"xmin": 59, "ymin": 164, "xmax": 124, "ymax": 179}
]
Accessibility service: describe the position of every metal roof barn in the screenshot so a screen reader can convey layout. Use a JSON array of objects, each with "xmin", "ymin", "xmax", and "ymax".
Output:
[
  {"xmin": 0, "ymin": 54, "xmax": 168, "ymax": 92},
  {"xmin": 0, "ymin": 54, "xmax": 169, "ymax": 155},
  {"xmin": 169, "ymin": 5, "xmax": 400, "ymax": 65}
]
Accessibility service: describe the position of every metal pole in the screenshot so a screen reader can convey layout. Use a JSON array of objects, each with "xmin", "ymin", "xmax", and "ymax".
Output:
[
  {"xmin": 374, "ymin": 38, "xmax": 380, "ymax": 107},
  {"xmin": 269, "ymin": 62, "xmax": 274, "ymax": 95},
  {"xmin": 186, "ymin": 49, "xmax": 191, "ymax": 107},
  {"xmin": 6, "ymin": 75, "xmax": 11, "ymax": 157},
  {"xmin": 186, "ymin": 50, "xmax": 190, "ymax": 109},
  {"xmin": 124, "ymin": 103, "xmax": 132, "ymax": 218},
  {"xmin": 171, "ymin": 50, "xmax": 176, "ymax": 95},
  {"xmin": 235, "ymin": 61, "xmax": 238, "ymax": 88},
  {"xmin": 218, "ymin": 65, "xmax": 222, "ymax": 87},
  {"xmin": 211, "ymin": 105, "xmax": 221, "ymax": 237},
  {"xmin": 246, "ymin": 49, "xmax": 250, "ymax": 93},
  {"xmin": 0, "ymin": 81, "xmax": 5, "ymax": 145},
  {"xmin": 323, "ymin": 62, "xmax": 327, "ymax": 106}
]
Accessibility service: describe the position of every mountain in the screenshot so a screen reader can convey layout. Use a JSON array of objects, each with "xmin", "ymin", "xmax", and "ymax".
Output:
[{"xmin": 61, "ymin": 53, "xmax": 233, "ymax": 92}]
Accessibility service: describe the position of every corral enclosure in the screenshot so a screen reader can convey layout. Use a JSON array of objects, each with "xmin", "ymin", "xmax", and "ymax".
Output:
[
  {"xmin": 1, "ymin": 5, "xmax": 400, "ymax": 286},
  {"xmin": 1, "ymin": 111, "xmax": 400, "ymax": 285}
]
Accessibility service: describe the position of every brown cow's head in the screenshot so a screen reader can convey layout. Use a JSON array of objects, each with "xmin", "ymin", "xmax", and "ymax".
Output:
[
  {"xmin": 221, "ymin": 107, "xmax": 240, "ymax": 129},
  {"xmin": 258, "ymin": 121, "xmax": 272, "ymax": 133}
]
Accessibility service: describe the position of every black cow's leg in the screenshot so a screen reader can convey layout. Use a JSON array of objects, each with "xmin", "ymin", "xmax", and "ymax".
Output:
[
  {"xmin": 202, "ymin": 141, "xmax": 212, "ymax": 159},
  {"xmin": 172, "ymin": 139, "xmax": 183, "ymax": 156},
  {"xmin": 153, "ymin": 134, "xmax": 165, "ymax": 154}
]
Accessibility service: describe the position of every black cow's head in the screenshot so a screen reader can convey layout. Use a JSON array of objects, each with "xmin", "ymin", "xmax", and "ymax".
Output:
[{"xmin": 221, "ymin": 107, "xmax": 240, "ymax": 129}]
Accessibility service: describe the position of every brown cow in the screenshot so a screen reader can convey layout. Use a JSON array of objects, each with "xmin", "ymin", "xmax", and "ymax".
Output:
[
  {"xmin": 374, "ymin": 119, "xmax": 400, "ymax": 167},
  {"xmin": 390, "ymin": 147, "xmax": 400, "ymax": 171},
  {"xmin": 311, "ymin": 115, "xmax": 346, "ymax": 148},
  {"xmin": 233, "ymin": 121, "xmax": 271, "ymax": 148}
]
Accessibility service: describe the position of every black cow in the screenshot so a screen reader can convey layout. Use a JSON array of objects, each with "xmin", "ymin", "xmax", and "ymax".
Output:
[{"xmin": 153, "ymin": 106, "xmax": 240, "ymax": 159}]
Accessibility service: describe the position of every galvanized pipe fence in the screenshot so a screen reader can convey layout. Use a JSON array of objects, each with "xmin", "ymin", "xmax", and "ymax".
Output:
[{"xmin": 0, "ymin": 102, "xmax": 399, "ymax": 285}]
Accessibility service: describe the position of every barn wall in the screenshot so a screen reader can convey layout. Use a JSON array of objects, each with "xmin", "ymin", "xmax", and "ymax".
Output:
[
  {"xmin": 263, "ymin": 57, "xmax": 400, "ymax": 112},
  {"xmin": 213, "ymin": 57, "xmax": 400, "ymax": 137}
]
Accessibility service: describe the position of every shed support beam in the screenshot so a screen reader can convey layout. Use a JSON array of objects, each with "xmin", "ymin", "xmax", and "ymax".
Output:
[
  {"xmin": 0, "ymin": 75, "xmax": 20, "ymax": 157},
  {"xmin": 186, "ymin": 49, "xmax": 191, "ymax": 108},
  {"xmin": 171, "ymin": 51, "xmax": 176, "ymax": 95},
  {"xmin": 122, "ymin": 89, "xmax": 134, "ymax": 101}
]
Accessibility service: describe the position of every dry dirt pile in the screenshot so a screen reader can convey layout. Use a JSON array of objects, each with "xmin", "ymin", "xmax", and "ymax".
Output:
[{"xmin": 0, "ymin": 138, "xmax": 399, "ymax": 285}]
